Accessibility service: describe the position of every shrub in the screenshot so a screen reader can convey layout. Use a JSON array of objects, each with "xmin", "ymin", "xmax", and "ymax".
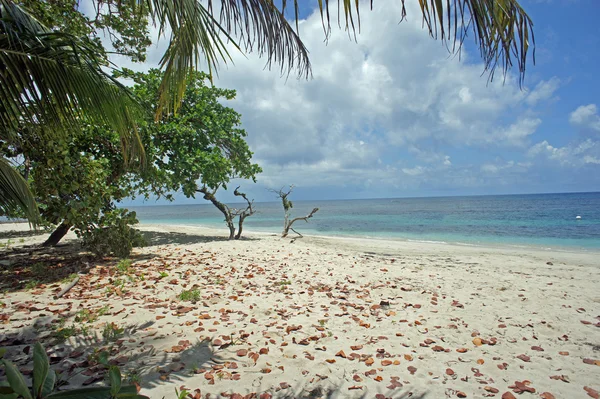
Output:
[{"xmin": 77, "ymin": 209, "xmax": 146, "ymax": 258}]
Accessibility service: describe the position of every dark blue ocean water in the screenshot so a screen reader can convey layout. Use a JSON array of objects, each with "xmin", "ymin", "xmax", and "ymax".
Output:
[{"xmin": 127, "ymin": 192, "xmax": 600, "ymax": 250}]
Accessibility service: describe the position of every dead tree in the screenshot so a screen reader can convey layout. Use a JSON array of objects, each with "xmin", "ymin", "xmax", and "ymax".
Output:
[
  {"xmin": 198, "ymin": 185, "xmax": 255, "ymax": 240},
  {"xmin": 271, "ymin": 185, "xmax": 319, "ymax": 238},
  {"xmin": 233, "ymin": 186, "xmax": 255, "ymax": 239}
]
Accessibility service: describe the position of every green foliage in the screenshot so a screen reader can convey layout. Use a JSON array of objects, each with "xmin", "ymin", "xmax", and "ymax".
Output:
[
  {"xmin": 15, "ymin": 0, "xmax": 152, "ymax": 63},
  {"xmin": 75, "ymin": 306, "xmax": 109, "ymax": 324},
  {"xmin": 51, "ymin": 321, "xmax": 78, "ymax": 343},
  {"xmin": 158, "ymin": 271, "xmax": 169, "ymax": 279},
  {"xmin": 123, "ymin": 69, "xmax": 262, "ymax": 198},
  {"xmin": 178, "ymin": 289, "xmax": 201, "ymax": 303},
  {"xmin": 77, "ymin": 210, "xmax": 146, "ymax": 258},
  {"xmin": 25, "ymin": 280, "xmax": 40, "ymax": 290},
  {"xmin": 3, "ymin": 67, "xmax": 259, "ymax": 250},
  {"xmin": 101, "ymin": 323, "xmax": 124, "ymax": 343},
  {"xmin": 0, "ymin": 342, "xmax": 148, "ymax": 398},
  {"xmin": 116, "ymin": 259, "xmax": 132, "ymax": 274}
]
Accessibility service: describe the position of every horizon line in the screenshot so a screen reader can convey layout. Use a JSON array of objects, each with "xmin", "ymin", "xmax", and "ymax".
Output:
[{"xmin": 122, "ymin": 190, "xmax": 600, "ymax": 207}]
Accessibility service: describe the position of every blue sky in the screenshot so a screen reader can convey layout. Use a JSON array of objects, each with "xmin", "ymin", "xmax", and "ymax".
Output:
[{"xmin": 121, "ymin": 0, "xmax": 600, "ymax": 205}]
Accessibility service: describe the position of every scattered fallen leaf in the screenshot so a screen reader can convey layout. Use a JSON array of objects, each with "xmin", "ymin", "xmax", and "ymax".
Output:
[{"xmin": 584, "ymin": 387, "xmax": 599, "ymax": 399}]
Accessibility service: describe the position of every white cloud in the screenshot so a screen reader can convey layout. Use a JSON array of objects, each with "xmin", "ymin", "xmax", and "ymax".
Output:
[
  {"xmin": 569, "ymin": 104, "xmax": 600, "ymax": 132},
  {"xmin": 525, "ymin": 77, "xmax": 560, "ymax": 105},
  {"xmin": 528, "ymin": 139, "xmax": 600, "ymax": 166},
  {"xmin": 491, "ymin": 118, "xmax": 542, "ymax": 147}
]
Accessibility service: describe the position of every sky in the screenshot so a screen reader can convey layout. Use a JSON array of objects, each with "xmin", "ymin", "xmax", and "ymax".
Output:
[{"xmin": 115, "ymin": 0, "xmax": 600, "ymax": 204}]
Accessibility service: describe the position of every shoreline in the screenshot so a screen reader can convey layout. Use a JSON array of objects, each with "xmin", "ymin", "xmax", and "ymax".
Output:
[{"xmin": 136, "ymin": 221, "xmax": 600, "ymax": 261}]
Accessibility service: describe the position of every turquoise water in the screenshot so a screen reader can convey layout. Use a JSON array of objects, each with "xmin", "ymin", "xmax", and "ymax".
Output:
[{"xmin": 127, "ymin": 192, "xmax": 600, "ymax": 251}]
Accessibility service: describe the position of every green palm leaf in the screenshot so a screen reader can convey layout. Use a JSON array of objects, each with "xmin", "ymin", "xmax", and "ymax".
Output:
[
  {"xmin": 0, "ymin": 157, "xmax": 39, "ymax": 225},
  {"xmin": 143, "ymin": 0, "xmax": 310, "ymax": 119},
  {"xmin": 0, "ymin": 0, "xmax": 144, "ymax": 163}
]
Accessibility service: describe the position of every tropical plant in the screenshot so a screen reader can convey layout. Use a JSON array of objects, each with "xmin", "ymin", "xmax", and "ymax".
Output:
[
  {"xmin": 125, "ymin": 69, "xmax": 262, "ymax": 238},
  {"xmin": 0, "ymin": 0, "xmax": 144, "ymax": 224},
  {"xmin": 0, "ymin": 342, "xmax": 148, "ymax": 398}
]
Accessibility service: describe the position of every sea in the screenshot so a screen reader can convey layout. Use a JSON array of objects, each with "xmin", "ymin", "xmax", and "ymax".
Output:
[{"xmin": 127, "ymin": 192, "xmax": 600, "ymax": 251}]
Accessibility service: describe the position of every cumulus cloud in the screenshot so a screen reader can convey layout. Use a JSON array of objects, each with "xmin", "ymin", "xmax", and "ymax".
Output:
[
  {"xmin": 528, "ymin": 139, "xmax": 600, "ymax": 166},
  {"xmin": 569, "ymin": 104, "xmax": 600, "ymax": 132},
  {"xmin": 525, "ymin": 77, "xmax": 560, "ymax": 105}
]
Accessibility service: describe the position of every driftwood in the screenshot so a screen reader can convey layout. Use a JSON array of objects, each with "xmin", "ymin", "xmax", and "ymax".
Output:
[
  {"xmin": 55, "ymin": 275, "xmax": 80, "ymax": 299},
  {"xmin": 283, "ymin": 208, "xmax": 319, "ymax": 238},
  {"xmin": 270, "ymin": 186, "xmax": 319, "ymax": 238}
]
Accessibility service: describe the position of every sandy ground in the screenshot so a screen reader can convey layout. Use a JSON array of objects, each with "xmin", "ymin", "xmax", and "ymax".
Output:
[{"xmin": 0, "ymin": 222, "xmax": 599, "ymax": 399}]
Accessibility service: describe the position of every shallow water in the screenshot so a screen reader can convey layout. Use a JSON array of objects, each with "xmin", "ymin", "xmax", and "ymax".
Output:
[{"xmin": 127, "ymin": 192, "xmax": 600, "ymax": 250}]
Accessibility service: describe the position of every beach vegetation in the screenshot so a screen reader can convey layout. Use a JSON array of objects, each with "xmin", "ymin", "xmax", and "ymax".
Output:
[
  {"xmin": 24, "ymin": 280, "xmax": 39, "ymax": 290},
  {"xmin": 123, "ymin": 68, "xmax": 262, "ymax": 240},
  {"xmin": 102, "ymin": 322, "xmax": 125, "ymax": 343},
  {"xmin": 0, "ymin": 342, "xmax": 148, "ymax": 399},
  {"xmin": 116, "ymin": 259, "xmax": 133, "ymax": 274},
  {"xmin": 51, "ymin": 322, "xmax": 78, "ymax": 343},
  {"xmin": 179, "ymin": 289, "xmax": 202, "ymax": 302},
  {"xmin": 158, "ymin": 271, "xmax": 169, "ymax": 279}
]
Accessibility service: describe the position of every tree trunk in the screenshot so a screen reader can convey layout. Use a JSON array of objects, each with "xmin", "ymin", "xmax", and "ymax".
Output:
[
  {"xmin": 235, "ymin": 214, "xmax": 246, "ymax": 239},
  {"xmin": 198, "ymin": 187, "xmax": 236, "ymax": 240},
  {"xmin": 226, "ymin": 218, "xmax": 236, "ymax": 240},
  {"xmin": 43, "ymin": 222, "xmax": 72, "ymax": 246}
]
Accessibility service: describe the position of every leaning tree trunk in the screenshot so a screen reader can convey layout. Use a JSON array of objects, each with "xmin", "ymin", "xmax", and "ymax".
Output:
[
  {"xmin": 198, "ymin": 187, "xmax": 236, "ymax": 240},
  {"xmin": 42, "ymin": 221, "xmax": 72, "ymax": 246}
]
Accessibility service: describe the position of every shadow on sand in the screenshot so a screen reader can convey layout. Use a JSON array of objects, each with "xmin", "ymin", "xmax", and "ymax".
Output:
[
  {"xmin": 141, "ymin": 230, "xmax": 260, "ymax": 246},
  {"xmin": 0, "ymin": 317, "xmax": 427, "ymax": 398}
]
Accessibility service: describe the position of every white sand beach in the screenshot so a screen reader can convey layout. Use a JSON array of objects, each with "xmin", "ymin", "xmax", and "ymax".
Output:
[{"xmin": 1, "ymin": 222, "xmax": 599, "ymax": 398}]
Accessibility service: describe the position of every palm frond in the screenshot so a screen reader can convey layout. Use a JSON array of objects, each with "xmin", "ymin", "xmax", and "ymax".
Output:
[
  {"xmin": 144, "ymin": 0, "xmax": 310, "ymax": 118},
  {"xmin": 138, "ymin": 0, "xmax": 532, "ymax": 117},
  {"xmin": 0, "ymin": 0, "xmax": 145, "ymax": 164},
  {"xmin": 0, "ymin": 157, "xmax": 39, "ymax": 225},
  {"xmin": 281, "ymin": 0, "xmax": 534, "ymax": 85}
]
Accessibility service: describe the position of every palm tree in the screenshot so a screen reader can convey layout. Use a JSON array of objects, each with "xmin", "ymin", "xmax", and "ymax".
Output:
[{"xmin": 1, "ymin": 0, "xmax": 534, "ymax": 225}]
